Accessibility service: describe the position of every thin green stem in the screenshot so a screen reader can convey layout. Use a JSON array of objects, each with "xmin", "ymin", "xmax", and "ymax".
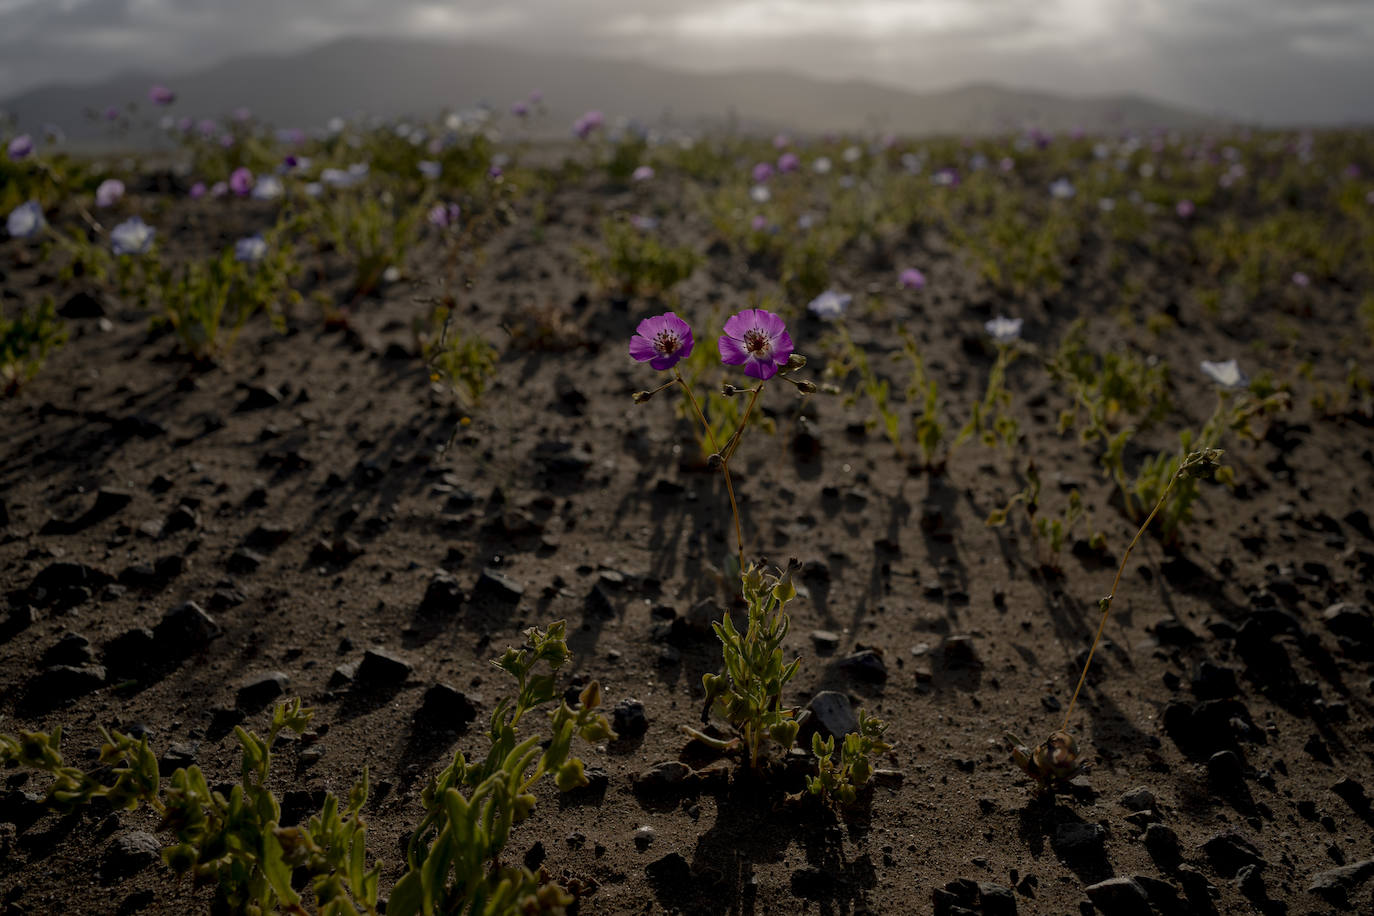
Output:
[
  {"xmin": 1061, "ymin": 466, "xmax": 1183, "ymax": 732},
  {"xmin": 674, "ymin": 368, "xmax": 745, "ymax": 571}
]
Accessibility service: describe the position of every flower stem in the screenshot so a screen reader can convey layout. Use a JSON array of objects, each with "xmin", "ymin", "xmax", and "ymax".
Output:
[
  {"xmin": 674, "ymin": 368, "xmax": 746, "ymax": 571},
  {"xmin": 1061, "ymin": 465, "xmax": 1183, "ymax": 732}
]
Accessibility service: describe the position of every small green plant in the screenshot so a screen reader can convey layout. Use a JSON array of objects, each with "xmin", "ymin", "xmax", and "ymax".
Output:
[
  {"xmin": 312, "ymin": 191, "xmax": 426, "ymax": 298},
  {"xmin": 902, "ymin": 330, "xmax": 947, "ymax": 470},
  {"xmin": 156, "ymin": 242, "xmax": 296, "ymax": 361},
  {"xmin": 1, "ymin": 700, "xmax": 381, "ymax": 915},
  {"xmin": 954, "ymin": 328, "xmax": 1020, "ymax": 452},
  {"xmin": 807, "ymin": 709, "xmax": 892, "ymax": 806},
  {"xmin": 388, "ymin": 621, "xmax": 613, "ymax": 916},
  {"xmin": 1, "ymin": 297, "xmax": 67, "ymax": 394},
  {"xmin": 422, "ymin": 302, "xmax": 500, "ymax": 407},
  {"xmin": 579, "ymin": 219, "xmax": 699, "ymax": 297},
  {"xmin": 684, "ymin": 563, "xmax": 804, "ymax": 769},
  {"xmin": 828, "ymin": 324, "xmax": 901, "ymax": 453}
]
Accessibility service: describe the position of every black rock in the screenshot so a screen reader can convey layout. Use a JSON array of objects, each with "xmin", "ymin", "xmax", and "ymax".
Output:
[
  {"xmin": 226, "ymin": 548, "xmax": 265, "ymax": 574},
  {"xmin": 356, "ymin": 648, "xmax": 412, "ymax": 685},
  {"xmin": 103, "ymin": 627, "xmax": 157, "ymax": 675},
  {"xmin": 28, "ymin": 664, "xmax": 106, "ymax": 704},
  {"xmin": 1308, "ymin": 859, "xmax": 1374, "ymax": 908},
  {"xmin": 1207, "ymin": 749, "xmax": 1245, "ymax": 784},
  {"xmin": 153, "ymin": 601, "xmax": 220, "ymax": 654},
  {"xmin": 836, "ymin": 648, "xmax": 888, "ymax": 683},
  {"xmin": 236, "ymin": 384, "xmax": 283, "ymax": 411},
  {"xmin": 533, "ymin": 440, "xmax": 592, "ymax": 475},
  {"xmin": 1201, "ymin": 831, "xmax": 1265, "ymax": 878},
  {"xmin": 100, "ymin": 831, "xmax": 161, "ymax": 883},
  {"xmin": 1118, "ymin": 786, "xmax": 1156, "ymax": 812},
  {"xmin": 236, "ymin": 671, "xmax": 289, "ymax": 710},
  {"xmin": 940, "ymin": 635, "xmax": 982, "ymax": 669},
  {"xmin": 244, "ymin": 524, "xmax": 294, "ymax": 551},
  {"xmin": 977, "ymin": 882, "xmax": 1016, "ymax": 915},
  {"xmin": 26, "ymin": 561, "xmax": 111, "ymax": 609},
  {"xmin": 612, "ymin": 698, "xmax": 649, "ymax": 738},
  {"xmin": 1191, "ymin": 661, "xmax": 1239, "ymax": 700},
  {"xmin": 418, "ymin": 571, "xmax": 463, "ymax": 613},
  {"xmin": 417, "ymin": 683, "xmax": 478, "ymax": 730},
  {"xmin": 59, "ymin": 291, "xmax": 106, "ymax": 319},
  {"xmin": 162, "ymin": 505, "xmax": 199, "ymax": 534},
  {"xmin": 806, "ymin": 691, "xmax": 859, "ymax": 739},
  {"xmin": 645, "ymin": 851, "xmax": 693, "ymax": 893},
  {"xmin": 1084, "ymin": 877, "xmax": 1152, "ymax": 916},
  {"xmin": 1144, "ymin": 823, "xmax": 1181, "ymax": 868},
  {"xmin": 632, "ymin": 761, "xmax": 694, "ymax": 793},
  {"xmin": 1151, "ymin": 619, "xmax": 1201, "ymax": 646},
  {"xmin": 1051, "ymin": 821, "xmax": 1106, "ymax": 866},
  {"xmin": 1323, "ymin": 603, "xmax": 1374, "ymax": 659},
  {"xmin": 473, "ymin": 568, "xmax": 523, "ymax": 604},
  {"xmin": 158, "ymin": 743, "xmax": 198, "ymax": 776},
  {"xmin": 41, "ymin": 633, "xmax": 93, "ymax": 667}
]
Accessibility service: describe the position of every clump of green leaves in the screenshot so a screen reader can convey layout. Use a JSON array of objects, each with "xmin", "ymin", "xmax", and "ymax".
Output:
[
  {"xmin": 1, "ymin": 297, "xmax": 67, "ymax": 394},
  {"xmin": 579, "ymin": 218, "xmax": 699, "ymax": 297},
  {"xmin": 422, "ymin": 302, "xmax": 500, "ymax": 407},
  {"xmin": 155, "ymin": 239, "xmax": 298, "ymax": 360},
  {"xmin": 685, "ymin": 563, "xmax": 803, "ymax": 769},
  {"xmin": 1, "ymin": 700, "xmax": 381, "ymax": 915},
  {"xmin": 902, "ymin": 330, "xmax": 947, "ymax": 470},
  {"xmin": 388, "ymin": 621, "xmax": 614, "ymax": 916},
  {"xmin": 312, "ymin": 190, "xmax": 425, "ymax": 297},
  {"xmin": 954, "ymin": 337, "xmax": 1020, "ymax": 451},
  {"xmin": 807, "ymin": 710, "xmax": 892, "ymax": 806},
  {"xmin": 1049, "ymin": 320, "xmax": 1172, "ymax": 437},
  {"xmin": 827, "ymin": 324, "xmax": 901, "ymax": 453}
]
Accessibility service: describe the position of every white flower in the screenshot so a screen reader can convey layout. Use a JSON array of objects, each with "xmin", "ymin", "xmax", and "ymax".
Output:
[
  {"xmin": 418, "ymin": 160, "xmax": 441, "ymax": 179},
  {"xmin": 807, "ymin": 290, "xmax": 852, "ymax": 319},
  {"xmin": 1200, "ymin": 359, "xmax": 1247, "ymax": 390},
  {"xmin": 110, "ymin": 217, "xmax": 155, "ymax": 256},
  {"xmin": 304, "ymin": 182, "xmax": 323, "ymax": 198},
  {"xmin": 235, "ymin": 235, "xmax": 268, "ymax": 264},
  {"xmin": 251, "ymin": 176, "xmax": 283, "ymax": 200},
  {"xmin": 842, "ymin": 145, "xmax": 862, "ymax": 163},
  {"xmin": 1098, "ymin": 197, "xmax": 1116, "ymax": 212},
  {"xmin": 812, "ymin": 156, "xmax": 832, "ymax": 174},
  {"xmin": 6, "ymin": 201, "xmax": 45, "ymax": 239},
  {"xmin": 985, "ymin": 316, "xmax": 1022, "ymax": 344},
  {"xmin": 749, "ymin": 184, "xmax": 771, "ymax": 203},
  {"xmin": 1049, "ymin": 178, "xmax": 1075, "ymax": 200},
  {"xmin": 900, "ymin": 152, "xmax": 921, "ymax": 174}
]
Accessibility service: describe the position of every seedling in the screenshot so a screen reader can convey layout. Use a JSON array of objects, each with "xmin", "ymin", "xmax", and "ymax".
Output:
[
  {"xmin": 1, "ymin": 297, "xmax": 67, "ymax": 395},
  {"xmin": 807, "ymin": 709, "xmax": 892, "ymax": 806},
  {"xmin": 579, "ymin": 218, "xmax": 699, "ymax": 298}
]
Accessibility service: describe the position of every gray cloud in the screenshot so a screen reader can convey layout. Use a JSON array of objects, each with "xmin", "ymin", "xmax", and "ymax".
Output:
[{"xmin": 1, "ymin": 0, "xmax": 1371, "ymax": 124}]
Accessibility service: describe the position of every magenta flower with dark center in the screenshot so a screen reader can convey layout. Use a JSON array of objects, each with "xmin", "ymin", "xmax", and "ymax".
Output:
[
  {"xmin": 718, "ymin": 309, "xmax": 793, "ymax": 380},
  {"xmin": 149, "ymin": 85, "xmax": 176, "ymax": 106},
  {"xmin": 629, "ymin": 312, "xmax": 694, "ymax": 371}
]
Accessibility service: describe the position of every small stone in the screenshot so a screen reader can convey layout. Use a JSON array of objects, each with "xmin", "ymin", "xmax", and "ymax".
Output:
[
  {"xmin": 940, "ymin": 635, "xmax": 982, "ymax": 668},
  {"xmin": 1143, "ymin": 823, "xmax": 1180, "ymax": 867},
  {"xmin": 153, "ymin": 601, "xmax": 220, "ymax": 654},
  {"xmin": 1051, "ymin": 821, "xmax": 1106, "ymax": 866},
  {"xmin": 244, "ymin": 524, "xmax": 294, "ymax": 551},
  {"xmin": 328, "ymin": 663, "xmax": 357, "ymax": 688},
  {"xmin": 417, "ymin": 683, "xmax": 478, "ymax": 729},
  {"xmin": 236, "ymin": 671, "xmax": 289, "ymax": 710},
  {"xmin": 809, "ymin": 630, "xmax": 841, "ymax": 653},
  {"xmin": 419, "ymin": 571, "xmax": 463, "ymax": 613},
  {"xmin": 356, "ymin": 648, "xmax": 412, "ymax": 685},
  {"xmin": 100, "ymin": 831, "xmax": 161, "ymax": 882},
  {"xmin": 159, "ymin": 743, "xmax": 197, "ymax": 776},
  {"xmin": 806, "ymin": 691, "xmax": 859, "ymax": 739},
  {"xmin": 28, "ymin": 665, "xmax": 106, "ymax": 704},
  {"xmin": 1202, "ymin": 831, "xmax": 1265, "ymax": 878},
  {"xmin": 633, "ymin": 761, "xmax": 693, "ymax": 794},
  {"xmin": 836, "ymin": 648, "xmax": 888, "ymax": 683},
  {"xmin": 1308, "ymin": 859, "xmax": 1374, "ymax": 907},
  {"xmin": 42, "ymin": 633, "xmax": 93, "ymax": 667},
  {"xmin": 1084, "ymin": 877, "xmax": 1152, "ymax": 916},
  {"xmin": 633, "ymin": 825, "xmax": 656, "ymax": 850},
  {"xmin": 473, "ymin": 568, "xmax": 523, "ymax": 604},
  {"xmin": 226, "ymin": 548, "xmax": 265, "ymax": 574},
  {"xmin": 612, "ymin": 698, "xmax": 649, "ymax": 738},
  {"xmin": 1119, "ymin": 786, "xmax": 1156, "ymax": 812},
  {"xmin": 236, "ymin": 384, "xmax": 283, "ymax": 411}
]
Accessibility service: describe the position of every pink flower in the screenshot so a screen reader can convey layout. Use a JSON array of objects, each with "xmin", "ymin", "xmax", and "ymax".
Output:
[
  {"xmin": 750, "ymin": 214, "xmax": 768, "ymax": 232},
  {"xmin": 149, "ymin": 85, "xmax": 176, "ymax": 106},
  {"xmin": 629, "ymin": 312, "xmax": 694, "ymax": 371},
  {"xmin": 229, "ymin": 167, "xmax": 254, "ymax": 197},
  {"xmin": 189, "ymin": 182, "xmax": 207, "ymax": 200},
  {"xmin": 1176, "ymin": 199, "xmax": 1195, "ymax": 219},
  {"xmin": 95, "ymin": 179, "xmax": 125, "ymax": 208},
  {"xmin": 777, "ymin": 152, "xmax": 800, "ymax": 173},
  {"xmin": 718, "ymin": 309, "xmax": 793, "ymax": 380},
  {"xmin": 899, "ymin": 268, "xmax": 926, "ymax": 290},
  {"xmin": 632, "ymin": 165, "xmax": 655, "ymax": 182},
  {"xmin": 751, "ymin": 162, "xmax": 774, "ymax": 183},
  {"xmin": 512, "ymin": 101, "xmax": 530, "ymax": 117}
]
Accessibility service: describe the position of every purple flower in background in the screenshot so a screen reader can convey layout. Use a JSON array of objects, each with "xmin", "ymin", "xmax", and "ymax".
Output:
[
  {"xmin": 999, "ymin": 157, "xmax": 1015, "ymax": 173},
  {"xmin": 632, "ymin": 165, "xmax": 654, "ymax": 182},
  {"xmin": 189, "ymin": 181, "xmax": 207, "ymax": 200},
  {"xmin": 529, "ymin": 89, "xmax": 543, "ymax": 103},
  {"xmin": 718, "ymin": 309, "xmax": 793, "ymax": 380},
  {"xmin": 750, "ymin": 214, "xmax": 768, "ymax": 232},
  {"xmin": 428, "ymin": 202, "xmax": 461, "ymax": 228},
  {"xmin": 104, "ymin": 105, "xmax": 121, "ymax": 121},
  {"xmin": 95, "ymin": 179, "xmax": 125, "ymax": 208},
  {"xmin": 899, "ymin": 268, "xmax": 926, "ymax": 290},
  {"xmin": 149, "ymin": 85, "xmax": 176, "ymax": 106},
  {"xmin": 985, "ymin": 316, "xmax": 1023, "ymax": 344},
  {"xmin": 197, "ymin": 118, "xmax": 218, "ymax": 139},
  {"xmin": 807, "ymin": 290, "xmax": 851, "ymax": 320},
  {"xmin": 751, "ymin": 162, "xmax": 774, "ymax": 183},
  {"xmin": 773, "ymin": 133, "xmax": 790, "ymax": 150},
  {"xmin": 6, "ymin": 201, "xmax": 45, "ymax": 240},
  {"xmin": 176, "ymin": 116, "xmax": 193, "ymax": 133},
  {"xmin": 1176, "ymin": 199, "xmax": 1195, "ymax": 219},
  {"xmin": 234, "ymin": 107, "xmax": 252, "ymax": 122},
  {"xmin": 110, "ymin": 217, "xmax": 155, "ymax": 256},
  {"xmin": 229, "ymin": 167, "xmax": 254, "ymax": 197},
  {"xmin": 1291, "ymin": 271, "xmax": 1310, "ymax": 287},
  {"xmin": 629, "ymin": 312, "xmax": 694, "ymax": 371},
  {"xmin": 418, "ymin": 160, "xmax": 441, "ymax": 179},
  {"xmin": 573, "ymin": 110, "xmax": 604, "ymax": 139},
  {"xmin": 1343, "ymin": 164, "xmax": 1361, "ymax": 179},
  {"xmin": 7, "ymin": 134, "xmax": 33, "ymax": 161},
  {"xmin": 1200, "ymin": 359, "xmax": 1247, "ymax": 390},
  {"xmin": 777, "ymin": 152, "xmax": 800, "ymax": 173},
  {"xmin": 630, "ymin": 214, "xmax": 658, "ymax": 231},
  {"xmin": 488, "ymin": 164, "xmax": 503, "ymax": 180},
  {"xmin": 511, "ymin": 101, "xmax": 529, "ymax": 118},
  {"xmin": 219, "ymin": 133, "xmax": 235, "ymax": 149},
  {"xmin": 235, "ymin": 235, "xmax": 267, "ymax": 264}
]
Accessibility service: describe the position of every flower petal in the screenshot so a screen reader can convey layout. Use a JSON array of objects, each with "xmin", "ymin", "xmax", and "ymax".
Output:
[
  {"xmin": 629, "ymin": 335, "xmax": 657, "ymax": 362},
  {"xmin": 718, "ymin": 333, "xmax": 749, "ymax": 365},
  {"xmin": 745, "ymin": 356, "xmax": 777, "ymax": 380},
  {"xmin": 755, "ymin": 309, "xmax": 787, "ymax": 337},
  {"xmin": 722, "ymin": 310, "xmax": 759, "ymax": 340},
  {"xmin": 770, "ymin": 330, "xmax": 795, "ymax": 366}
]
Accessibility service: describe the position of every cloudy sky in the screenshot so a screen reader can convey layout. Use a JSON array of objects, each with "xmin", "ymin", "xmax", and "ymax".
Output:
[{"xmin": 2, "ymin": 0, "xmax": 1372, "ymax": 124}]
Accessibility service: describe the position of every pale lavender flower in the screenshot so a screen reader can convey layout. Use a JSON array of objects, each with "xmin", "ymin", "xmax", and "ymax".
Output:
[
  {"xmin": 898, "ymin": 268, "xmax": 926, "ymax": 290},
  {"xmin": 6, "ymin": 201, "xmax": 45, "ymax": 239},
  {"xmin": 1292, "ymin": 271, "xmax": 1310, "ymax": 287},
  {"xmin": 511, "ymin": 101, "xmax": 529, "ymax": 118},
  {"xmin": 235, "ymin": 234, "xmax": 267, "ymax": 264},
  {"xmin": 529, "ymin": 89, "xmax": 543, "ymax": 103},
  {"xmin": 149, "ymin": 85, "xmax": 176, "ymax": 106},
  {"xmin": 428, "ymin": 202, "xmax": 461, "ymax": 228},
  {"xmin": 750, "ymin": 214, "xmax": 768, "ymax": 232},
  {"xmin": 630, "ymin": 214, "xmax": 658, "ymax": 231},
  {"xmin": 985, "ymin": 316, "xmax": 1022, "ymax": 344},
  {"xmin": 1200, "ymin": 359, "xmax": 1247, "ymax": 390},
  {"xmin": 773, "ymin": 133, "xmax": 790, "ymax": 150},
  {"xmin": 632, "ymin": 165, "xmax": 654, "ymax": 182},
  {"xmin": 210, "ymin": 181, "xmax": 228, "ymax": 198},
  {"xmin": 777, "ymin": 152, "xmax": 800, "ymax": 173},
  {"xmin": 189, "ymin": 182, "xmax": 207, "ymax": 200},
  {"xmin": 251, "ymin": 176, "xmax": 283, "ymax": 200},
  {"xmin": 418, "ymin": 160, "xmax": 441, "ymax": 179},
  {"xmin": 7, "ymin": 134, "xmax": 33, "ymax": 161},
  {"xmin": 807, "ymin": 290, "xmax": 851, "ymax": 319},
  {"xmin": 752, "ymin": 162, "xmax": 774, "ymax": 183},
  {"xmin": 573, "ymin": 110, "xmax": 604, "ymax": 139},
  {"xmin": 110, "ymin": 217, "xmax": 155, "ymax": 256},
  {"xmin": 95, "ymin": 179, "xmax": 125, "ymax": 208},
  {"xmin": 1176, "ymin": 199, "xmax": 1195, "ymax": 219},
  {"xmin": 1049, "ymin": 177, "xmax": 1075, "ymax": 199}
]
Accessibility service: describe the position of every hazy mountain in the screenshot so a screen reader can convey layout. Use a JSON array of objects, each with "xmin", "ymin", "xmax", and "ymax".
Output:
[{"xmin": 0, "ymin": 37, "xmax": 1220, "ymax": 144}]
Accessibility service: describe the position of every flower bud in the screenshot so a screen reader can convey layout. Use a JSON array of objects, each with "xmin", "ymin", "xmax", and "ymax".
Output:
[
  {"xmin": 555, "ymin": 758, "xmax": 587, "ymax": 792},
  {"xmin": 721, "ymin": 383, "xmax": 739, "ymax": 396},
  {"xmin": 794, "ymin": 379, "xmax": 818, "ymax": 394},
  {"xmin": 707, "ymin": 453, "xmax": 723, "ymax": 469},
  {"xmin": 633, "ymin": 390, "xmax": 654, "ymax": 404},
  {"xmin": 785, "ymin": 353, "xmax": 807, "ymax": 370}
]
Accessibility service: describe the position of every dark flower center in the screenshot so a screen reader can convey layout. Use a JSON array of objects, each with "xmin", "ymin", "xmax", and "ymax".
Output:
[
  {"xmin": 652, "ymin": 330, "xmax": 681, "ymax": 355},
  {"xmin": 743, "ymin": 328, "xmax": 772, "ymax": 357}
]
